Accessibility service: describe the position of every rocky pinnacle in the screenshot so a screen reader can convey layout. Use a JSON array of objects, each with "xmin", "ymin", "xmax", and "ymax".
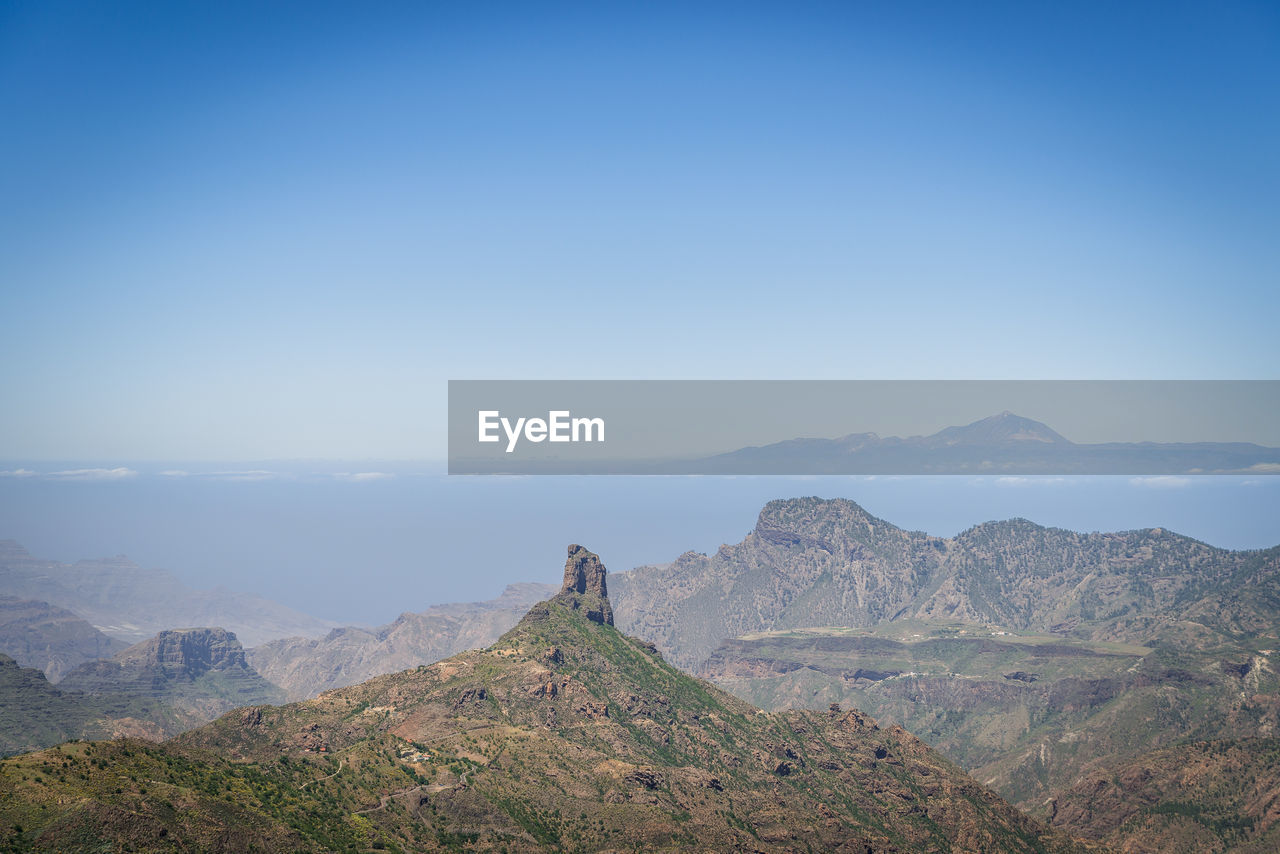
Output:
[{"xmin": 559, "ymin": 544, "xmax": 613, "ymax": 625}]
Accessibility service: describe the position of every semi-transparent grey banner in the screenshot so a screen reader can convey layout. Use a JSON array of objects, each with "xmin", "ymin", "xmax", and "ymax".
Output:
[{"xmin": 448, "ymin": 380, "xmax": 1280, "ymax": 475}]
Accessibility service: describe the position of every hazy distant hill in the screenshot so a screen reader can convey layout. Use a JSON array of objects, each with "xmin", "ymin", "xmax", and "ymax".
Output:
[
  {"xmin": 0, "ymin": 596, "xmax": 127, "ymax": 682},
  {"xmin": 249, "ymin": 582, "xmax": 558, "ymax": 699},
  {"xmin": 0, "ymin": 547, "xmax": 1086, "ymax": 853},
  {"xmin": 697, "ymin": 411, "xmax": 1280, "ymax": 474},
  {"xmin": 0, "ymin": 540, "xmax": 336, "ymax": 646}
]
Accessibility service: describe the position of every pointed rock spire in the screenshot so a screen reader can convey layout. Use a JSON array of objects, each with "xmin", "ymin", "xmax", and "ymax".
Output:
[{"xmin": 559, "ymin": 544, "xmax": 613, "ymax": 625}]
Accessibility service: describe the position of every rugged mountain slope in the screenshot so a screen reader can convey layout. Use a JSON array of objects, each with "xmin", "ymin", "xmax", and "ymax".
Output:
[
  {"xmin": 0, "ymin": 546, "xmax": 1087, "ymax": 853},
  {"xmin": 0, "ymin": 596, "xmax": 126, "ymax": 682},
  {"xmin": 609, "ymin": 497, "xmax": 1279, "ymax": 671},
  {"xmin": 1052, "ymin": 738, "xmax": 1280, "ymax": 853},
  {"xmin": 249, "ymin": 582, "xmax": 558, "ymax": 699},
  {"xmin": 0, "ymin": 540, "xmax": 335, "ymax": 645},
  {"xmin": 610, "ymin": 497, "xmax": 949, "ymax": 670},
  {"xmin": 702, "ymin": 624, "xmax": 1280, "ymax": 819},
  {"xmin": 0, "ymin": 654, "xmax": 172, "ymax": 757},
  {"xmin": 59, "ymin": 627, "xmax": 285, "ymax": 722}
]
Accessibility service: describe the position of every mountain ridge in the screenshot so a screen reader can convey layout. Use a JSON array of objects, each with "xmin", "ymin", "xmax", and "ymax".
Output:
[
  {"xmin": 249, "ymin": 581, "xmax": 560, "ymax": 699},
  {"xmin": 610, "ymin": 496, "xmax": 1279, "ymax": 671}
]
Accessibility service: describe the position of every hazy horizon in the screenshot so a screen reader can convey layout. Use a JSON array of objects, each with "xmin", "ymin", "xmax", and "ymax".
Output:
[{"xmin": 4, "ymin": 472, "xmax": 1277, "ymax": 628}]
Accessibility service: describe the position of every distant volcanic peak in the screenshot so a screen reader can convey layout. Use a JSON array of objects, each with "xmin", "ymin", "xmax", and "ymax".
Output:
[
  {"xmin": 558, "ymin": 544, "xmax": 613, "ymax": 625},
  {"xmin": 931, "ymin": 412, "xmax": 1070, "ymax": 446}
]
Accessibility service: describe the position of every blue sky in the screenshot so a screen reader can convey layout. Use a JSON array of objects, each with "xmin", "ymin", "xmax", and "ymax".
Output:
[{"xmin": 2, "ymin": 1, "xmax": 1278, "ymax": 460}]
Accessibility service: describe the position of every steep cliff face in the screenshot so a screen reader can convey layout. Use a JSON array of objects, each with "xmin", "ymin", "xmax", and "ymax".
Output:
[
  {"xmin": 113, "ymin": 628, "xmax": 251, "ymax": 676},
  {"xmin": 552, "ymin": 543, "xmax": 613, "ymax": 626},
  {"xmin": 59, "ymin": 627, "xmax": 284, "ymax": 721}
]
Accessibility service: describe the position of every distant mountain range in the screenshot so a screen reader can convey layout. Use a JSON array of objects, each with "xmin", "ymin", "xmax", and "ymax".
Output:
[
  {"xmin": 249, "ymin": 582, "xmax": 558, "ymax": 699},
  {"xmin": 695, "ymin": 411, "xmax": 1280, "ymax": 474},
  {"xmin": 610, "ymin": 495, "xmax": 1280, "ymax": 670}
]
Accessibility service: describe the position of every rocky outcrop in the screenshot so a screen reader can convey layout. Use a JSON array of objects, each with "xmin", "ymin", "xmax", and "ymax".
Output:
[
  {"xmin": 555, "ymin": 544, "xmax": 613, "ymax": 626},
  {"xmin": 66, "ymin": 628, "xmax": 249, "ymax": 685},
  {"xmin": 561, "ymin": 544, "xmax": 609, "ymax": 598},
  {"xmin": 59, "ymin": 627, "xmax": 284, "ymax": 721}
]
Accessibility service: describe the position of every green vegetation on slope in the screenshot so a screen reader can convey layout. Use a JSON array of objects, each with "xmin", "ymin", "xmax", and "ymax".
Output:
[{"xmin": 1, "ymin": 589, "xmax": 1086, "ymax": 852}]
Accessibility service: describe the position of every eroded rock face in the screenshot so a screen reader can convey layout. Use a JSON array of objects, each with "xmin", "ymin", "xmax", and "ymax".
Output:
[
  {"xmin": 562, "ymin": 544, "xmax": 609, "ymax": 598},
  {"xmin": 557, "ymin": 545, "xmax": 613, "ymax": 626},
  {"xmin": 116, "ymin": 628, "xmax": 248, "ymax": 677}
]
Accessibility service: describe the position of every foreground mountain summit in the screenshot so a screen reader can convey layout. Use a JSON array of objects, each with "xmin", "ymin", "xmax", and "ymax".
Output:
[{"xmin": 0, "ymin": 545, "xmax": 1084, "ymax": 853}]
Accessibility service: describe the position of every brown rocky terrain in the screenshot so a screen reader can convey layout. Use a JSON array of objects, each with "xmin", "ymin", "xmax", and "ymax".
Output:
[{"xmin": 1051, "ymin": 738, "xmax": 1280, "ymax": 852}]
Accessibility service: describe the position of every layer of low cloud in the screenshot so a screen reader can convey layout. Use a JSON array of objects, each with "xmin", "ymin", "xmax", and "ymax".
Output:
[
  {"xmin": 46, "ymin": 467, "xmax": 138, "ymax": 481},
  {"xmin": 332, "ymin": 472, "xmax": 395, "ymax": 482},
  {"xmin": 1130, "ymin": 476, "xmax": 1192, "ymax": 489},
  {"xmin": 992, "ymin": 476, "xmax": 1069, "ymax": 487}
]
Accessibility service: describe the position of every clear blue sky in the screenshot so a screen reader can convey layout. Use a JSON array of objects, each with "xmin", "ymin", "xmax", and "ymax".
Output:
[{"xmin": 3, "ymin": 1, "xmax": 1278, "ymax": 460}]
